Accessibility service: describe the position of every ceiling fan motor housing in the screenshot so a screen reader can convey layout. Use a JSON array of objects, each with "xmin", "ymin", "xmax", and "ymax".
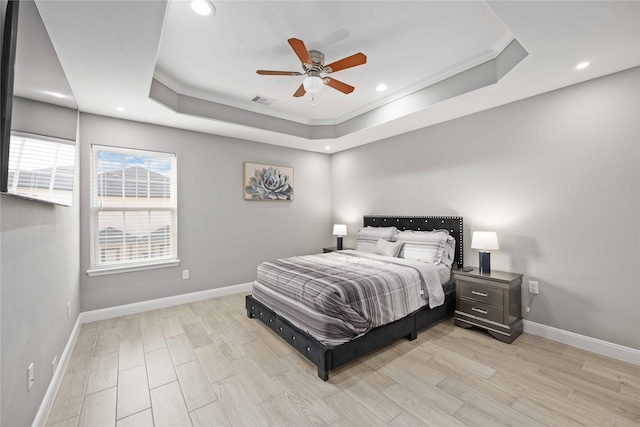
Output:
[{"xmin": 306, "ymin": 50, "xmax": 325, "ymax": 74}]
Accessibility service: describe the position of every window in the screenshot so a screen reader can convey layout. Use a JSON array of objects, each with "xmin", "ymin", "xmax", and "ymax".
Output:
[
  {"xmin": 7, "ymin": 132, "xmax": 76, "ymax": 206},
  {"xmin": 89, "ymin": 145, "xmax": 178, "ymax": 274}
]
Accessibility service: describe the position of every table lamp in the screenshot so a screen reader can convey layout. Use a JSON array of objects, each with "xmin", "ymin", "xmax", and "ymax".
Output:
[
  {"xmin": 333, "ymin": 224, "xmax": 347, "ymax": 250},
  {"xmin": 471, "ymin": 231, "xmax": 499, "ymax": 274}
]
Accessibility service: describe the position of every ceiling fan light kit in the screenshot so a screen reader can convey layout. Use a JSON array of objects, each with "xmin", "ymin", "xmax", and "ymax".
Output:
[
  {"xmin": 303, "ymin": 76, "xmax": 323, "ymax": 94},
  {"xmin": 256, "ymin": 38, "xmax": 367, "ymax": 100}
]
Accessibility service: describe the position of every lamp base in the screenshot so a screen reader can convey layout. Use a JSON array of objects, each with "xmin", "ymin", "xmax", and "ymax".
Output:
[
  {"xmin": 336, "ymin": 236, "xmax": 343, "ymax": 250},
  {"xmin": 479, "ymin": 251, "xmax": 491, "ymax": 274}
]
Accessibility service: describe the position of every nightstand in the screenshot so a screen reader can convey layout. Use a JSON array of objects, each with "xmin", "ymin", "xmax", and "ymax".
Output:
[
  {"xmin": 453, "ymin": 267, "xmax": 523, "ymax": 343},
  {"xmin": 323, "ymin": 246, "xmax": 354, "ymax": 253}
]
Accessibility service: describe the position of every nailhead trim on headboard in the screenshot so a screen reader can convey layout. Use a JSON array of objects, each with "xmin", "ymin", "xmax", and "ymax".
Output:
[{"xmin": 362, "ymin": 215, "xmax": 464, "ymax": 268}]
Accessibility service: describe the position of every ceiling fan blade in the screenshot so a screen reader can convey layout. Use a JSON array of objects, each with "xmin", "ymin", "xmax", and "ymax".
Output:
[
  {"xmin": 293, "ymin": 83, "xmax": 306, "ymax": 97},
  {"xmin": 324, "ymin": 52, "xmax": 367, "ymax": 73},
  {"xmin": 256, "ymin": 70, "xmax": 303, "ymax": 76},
  {"xmin": 325, "ymin": 77, "xmax": 355, "ymax": 94},
  {"xmin": 288, "ymin": 38, "xmax": 312, "ymax": 67}
]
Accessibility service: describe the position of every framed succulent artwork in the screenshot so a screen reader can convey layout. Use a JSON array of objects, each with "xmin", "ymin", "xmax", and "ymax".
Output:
[{"xmin": 243, "ymin": 162, "xmax": 294, "ymax": 201}]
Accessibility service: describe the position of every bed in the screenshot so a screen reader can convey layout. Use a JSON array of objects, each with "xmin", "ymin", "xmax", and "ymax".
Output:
[{"xmin": 245, "ymin": 215, "xmax": 464, "ymax": 380}]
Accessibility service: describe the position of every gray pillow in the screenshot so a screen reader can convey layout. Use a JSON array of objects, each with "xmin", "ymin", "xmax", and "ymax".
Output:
[{"xmin": 375, "ymin": 238, "xmax": 404, "ymax": 257}]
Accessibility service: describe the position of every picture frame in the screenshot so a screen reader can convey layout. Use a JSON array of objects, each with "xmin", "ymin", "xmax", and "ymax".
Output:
[{"xmin": 243, "ymin": 162, "xmax": 294, "ymax": 201}]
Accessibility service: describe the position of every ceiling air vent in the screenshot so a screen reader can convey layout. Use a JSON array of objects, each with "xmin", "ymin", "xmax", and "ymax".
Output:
[{"xmin": 251, "ymin": 95, "xmax": 276, "ymax": 106}]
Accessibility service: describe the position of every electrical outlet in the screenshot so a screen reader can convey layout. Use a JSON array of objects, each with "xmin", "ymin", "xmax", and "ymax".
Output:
[
  {"xmin": 28, "ymin": 363, "xmax": 34, "ymax": 391},
  {"xmin": 529, "ymin": 280, "xmax": 539, "ymax": 294},
  {"xmin": 182, "ymin": 270, "xmax": 189, "ymax": 280},
  {"xmin": 67, "ymin": 302, "xmax": 71, "ymax": 319},
  {"xmin": 52, "ymin": 356, "xmax": 58, "ymax": 376}
]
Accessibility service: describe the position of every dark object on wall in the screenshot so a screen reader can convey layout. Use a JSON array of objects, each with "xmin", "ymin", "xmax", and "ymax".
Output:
[{"xmin": 0, "ymin": 0, "xmax": 19, "ymax": 192}]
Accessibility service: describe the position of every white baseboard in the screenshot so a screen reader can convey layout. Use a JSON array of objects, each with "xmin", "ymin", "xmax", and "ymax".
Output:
[
  {"xmin": 80, "ymin": 282, "xmax": 253, "ymax": 323},
  {"xmin": 32, "ymin": 283, "xmax": 253, "ymax": 427},
  {"xmin": 524, "ymin": 320, "xmax": 640, "ymax": 365},
  {"xmin": 32, "ymin": 316, "xmax": 82, "ymax": 427}
]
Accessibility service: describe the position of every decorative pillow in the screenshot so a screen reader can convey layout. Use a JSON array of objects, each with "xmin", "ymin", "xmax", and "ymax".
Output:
[
  {"xmin": 355, "ymin": 226, "xmax": 397, "ymax": 253},
  {"xmin": 396, "ymin": 230, "xmax": 452, "ymax": 263},
  {"xmin": 439, "ymin": 236, "xmax": 457, "ymax": 266},
  {"xmin": 375, "ymin": 239, "xmax": 404, "ymax": 258}
]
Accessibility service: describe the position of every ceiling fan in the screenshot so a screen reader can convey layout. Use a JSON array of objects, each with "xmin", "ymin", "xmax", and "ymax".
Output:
[{"xmin": 256, "ymin": 38, "xmax": 367, "ymax": 98}]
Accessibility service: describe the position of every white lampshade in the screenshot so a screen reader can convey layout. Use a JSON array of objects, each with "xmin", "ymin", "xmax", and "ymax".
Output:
[
  {"xmin": 303, "ymin": 76, "xmax": 323, "ymax": 94},
  {"xmin": 332, "ymin": 224, "xmax": 347, "ymax": 236},
  {"xmin": 471, "ymin": 231, "xmax": 499, "ymax": 251}
]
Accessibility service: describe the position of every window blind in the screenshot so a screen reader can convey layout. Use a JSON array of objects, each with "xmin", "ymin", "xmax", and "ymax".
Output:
[
  {"xmin": 7, "ymin": 132, "xmax": 76, "ymax": 206},
  {"xmin": 90, "ymin": 145, "xmax": 177, "ymax": 270}
]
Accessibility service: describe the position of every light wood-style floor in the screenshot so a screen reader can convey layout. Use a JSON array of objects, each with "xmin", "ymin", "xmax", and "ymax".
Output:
[{"xmin": 45, "ymin": 292, "xmax": 640, "ymax": 427}]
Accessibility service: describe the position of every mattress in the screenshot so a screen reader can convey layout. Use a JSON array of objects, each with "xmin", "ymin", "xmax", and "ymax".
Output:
[{"xmin": 252, "ymin": 250, "xmax": 452, "ymax": 347}]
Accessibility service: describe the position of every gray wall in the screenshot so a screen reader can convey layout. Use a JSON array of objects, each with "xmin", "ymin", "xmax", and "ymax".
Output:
[
  {"xmin": 0, "ymin": 60, "xmax": 81, "ymax": 427},
  {"xmin": 0, "ymin": 190, "xmax": 81, "ymax": 427},
  {"xmin": 79, "ymin": 114, "xmax": 332, "ymax": 311},
  {"xmin": 331, "ymin": 67, "xmax": 640, "ymax": 350},
  {"xmin": 12, "ymin": 97, "xmax": 78, "ymax": 140}
]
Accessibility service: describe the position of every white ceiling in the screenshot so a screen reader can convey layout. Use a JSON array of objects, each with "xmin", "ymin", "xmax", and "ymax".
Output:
[
  {"xmin": 155, "ymin": 1, "xmax": 513, "ymax": 124},
  {"xmin": 13, "ymin": 0, "xmax": 76, "ymax": 109},
  {"xmin": 35, "ymin": 0, "xmax": 640, "ymax": 153}
]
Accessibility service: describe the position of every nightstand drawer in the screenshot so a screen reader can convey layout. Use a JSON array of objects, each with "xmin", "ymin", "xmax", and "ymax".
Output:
[
  {"xmin": 458, "ymin": 298, "xmax": 504, "ymax": 323},
  {"xmin": 458, "ymin": 281, "xmax": 503, "ymax": 307}
]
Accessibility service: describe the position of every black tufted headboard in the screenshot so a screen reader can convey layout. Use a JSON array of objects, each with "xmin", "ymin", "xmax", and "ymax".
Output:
[{"xmin": 363, "ymin": 215, "xmax": 464, "ymax": 268}]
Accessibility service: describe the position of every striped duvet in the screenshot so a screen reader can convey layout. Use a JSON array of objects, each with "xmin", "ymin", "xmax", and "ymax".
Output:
[{"xmin": 252, "ymin": 250, "xmax": 446, "ymax": 347}]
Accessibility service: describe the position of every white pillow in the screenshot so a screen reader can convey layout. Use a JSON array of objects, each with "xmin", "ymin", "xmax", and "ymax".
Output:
[
  {"xmin": 375, "ymin": 239, "xmax": 403, "ymax": 257},
  {"xmin": 440, "ymin": 236, "xmax": 456, "ymax": 266},
  {"xmin": 356, "ymin": 226, "xmax": 397, "ymax": 253},
  {"xmin": 396, "ymin": 230, "xmax": 451, "ymax": 263}
]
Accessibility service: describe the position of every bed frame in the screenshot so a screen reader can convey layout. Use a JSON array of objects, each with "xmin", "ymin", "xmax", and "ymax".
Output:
[{"xmin": 245, "ymin": 215, "xmax": 464, "ymax": 381}]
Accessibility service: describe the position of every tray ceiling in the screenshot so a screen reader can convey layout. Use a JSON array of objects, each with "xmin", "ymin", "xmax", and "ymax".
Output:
[{"xmin": 34, "ymin": 1, "xmax": 640, "ymax": 153}]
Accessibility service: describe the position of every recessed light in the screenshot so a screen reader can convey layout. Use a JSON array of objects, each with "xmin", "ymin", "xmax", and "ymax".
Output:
[
  {"xmin": 576, "ymin": 61, "xmax": 590, "ymax": 70},
  {"xmin": 116, "ymin": 107, "xmax": 126, "ymax": 112},
  {"xmin": 325, "ymin": 146, "xmax": 331, "ymax": 150},
  {"xmin": 191, "ymin": 0, "xmax": 215, "ymax": 16},
  {"xmin": 376, "ymin": 84, "xmax": 388, "ymax": 92}
]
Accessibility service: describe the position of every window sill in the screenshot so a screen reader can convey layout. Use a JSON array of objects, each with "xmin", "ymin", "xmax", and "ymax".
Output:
[{"xmin": 87, "ymin": 259, "xmax": 181, "ymax": 277}]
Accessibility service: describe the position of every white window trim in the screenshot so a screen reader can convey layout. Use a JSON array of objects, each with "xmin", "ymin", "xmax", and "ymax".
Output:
[
  {"xmin": 88, "ymin": 144, "xmax": 178, "ymax": 275},
  {"xmin": 86, "ymin": 259, "xmax": 181, "ymax": 277}
]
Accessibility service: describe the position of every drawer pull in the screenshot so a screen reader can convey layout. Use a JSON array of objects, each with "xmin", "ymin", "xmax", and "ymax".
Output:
[
  {"xmin": 471, "ymin": 290, "xmax": 488, "ymax": 297},
  {"xmin": 472, "ymin": 307, "xmax": 488, "ymax": 315},
  {"xmin": 292, "ymin": 336, "xmax": 296, "ymax": 340}
]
